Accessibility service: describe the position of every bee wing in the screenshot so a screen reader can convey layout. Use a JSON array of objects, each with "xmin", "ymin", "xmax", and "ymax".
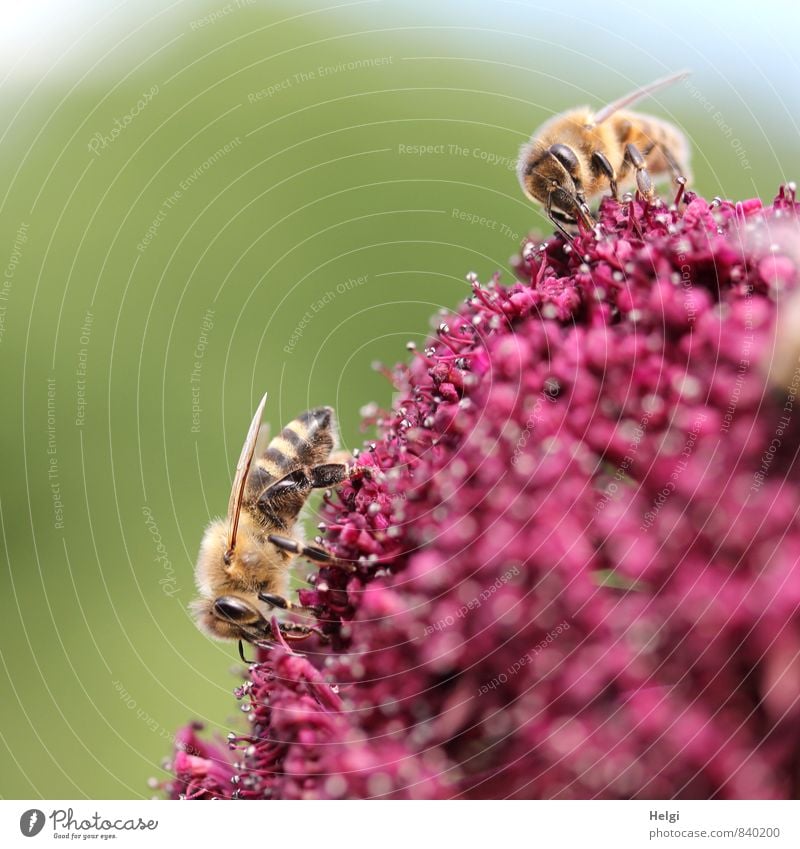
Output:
[
  {"xmin": 226, "ymin": 392, "xmax": 268, "ymax": 552},
  {"xmin": 254, "ymin": 421, "xmax": 271, "ymax": 457},
  {"xmin": 591, "ymin": 70, "xmax": 690, "ymax": 126}
]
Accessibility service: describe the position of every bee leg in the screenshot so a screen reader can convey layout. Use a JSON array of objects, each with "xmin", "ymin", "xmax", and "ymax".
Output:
[
  {"xmin": 259, "ymin": 464, "xmax": 348, "ymax": 512},
  {"xmin": 278, "ymin": 621, "xmax": 330, "ymax": 643},
  {"xmin": 308, "ymin": 462, "xmax": 348, "ymax": 489},
  {"xmin": 655, "ymin": 143, "xmax": 689, "ymax": 203},
  {"xmin": 623, "ymin": 143, "xmax": 655, "ymax": 202},
  {"xmin": 578, "ymin": 200, "xmax": 595, "ymax": 228},
  {"xmin": 260, "ymin": 468, "xmax": 309, "ymax": 499},
  {"xmin": 573, "ymin": 192, "xmax": 595, "ymax": 230},
  {"xmin": 559, "ymin": 187, "xmax": 594, "ymax": 231},
  {"xmin": 256, "ymin": 469, "xmax": 311, "ymax": 525},
  {"xmin": 672, "ymin": 174, "xmax": 688, "ymax": 206},
  {"xmin": 268, "ymin": 533, "xmax": 331, "ymax": 561},
  {"xmin": 268, "ymin": 533, "xmax": 356, "ymax": 572},
  {"xmin": 591, "ymin": 150, "xmax": 619, "ymax": 200},
  {"xmin": 654, "ymin": 143, "xmax": 684, "ymax": 182}
]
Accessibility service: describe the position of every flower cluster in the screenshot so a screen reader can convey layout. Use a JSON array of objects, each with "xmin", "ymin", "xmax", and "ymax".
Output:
[{"xmin": 165, "ymin": 185, "xmax": 800, "ymax": 799}]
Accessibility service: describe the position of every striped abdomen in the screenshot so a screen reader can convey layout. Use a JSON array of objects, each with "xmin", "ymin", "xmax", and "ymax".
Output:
[{"xmin": 244, "ymin": 407, "xmax": 336, "ymax": 528}]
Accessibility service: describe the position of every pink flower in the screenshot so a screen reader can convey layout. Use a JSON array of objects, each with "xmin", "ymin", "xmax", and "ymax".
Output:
[
  {"xmin": 165, "ymin": 723, "xmax": 236, "ymax": 800},
  {"xmin": 167, "ymin": 185, "xmax": 800, "ymax": 799}
]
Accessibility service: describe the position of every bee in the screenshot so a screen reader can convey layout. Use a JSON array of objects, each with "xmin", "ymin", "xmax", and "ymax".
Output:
[
  {"xmin": 517, "ymin": 70, "xmax": 692, "ymax": 239},
  {"xmin": 191, "ymin": 393, "xmax": 350, "ymax": 658}
]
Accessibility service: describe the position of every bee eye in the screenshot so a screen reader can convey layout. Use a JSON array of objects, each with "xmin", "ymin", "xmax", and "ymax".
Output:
[
  {"xmin": 214, "ymin": 596, "xmax": 256, "ymax": 623},
  {"xmin": 548, "ymin": 143, "xmax": 579, "ymax": 175}
]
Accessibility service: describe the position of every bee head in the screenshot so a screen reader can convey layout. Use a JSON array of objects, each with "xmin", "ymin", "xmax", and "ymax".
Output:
[
  {"xmin": 191, "ymin": 593, "xmax": 272, "ymax": 643},
  {"xmin": 518, "ymin": 142, "xmax": 590, "ymax": 225}
]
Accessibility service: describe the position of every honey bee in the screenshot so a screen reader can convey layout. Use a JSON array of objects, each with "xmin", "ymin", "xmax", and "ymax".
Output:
[
  {"xmin": 518, "ymin": 70, "xmax": 692, "ymax": 239},
  {"xmin": 191, "ymin": 393, "xmax": 350, "ymax": 658}
]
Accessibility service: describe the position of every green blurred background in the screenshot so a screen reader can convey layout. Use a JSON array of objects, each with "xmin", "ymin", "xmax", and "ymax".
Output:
[{"xmin": 0, "ymin": 0, "xmax": 797, "ymax": 798}]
